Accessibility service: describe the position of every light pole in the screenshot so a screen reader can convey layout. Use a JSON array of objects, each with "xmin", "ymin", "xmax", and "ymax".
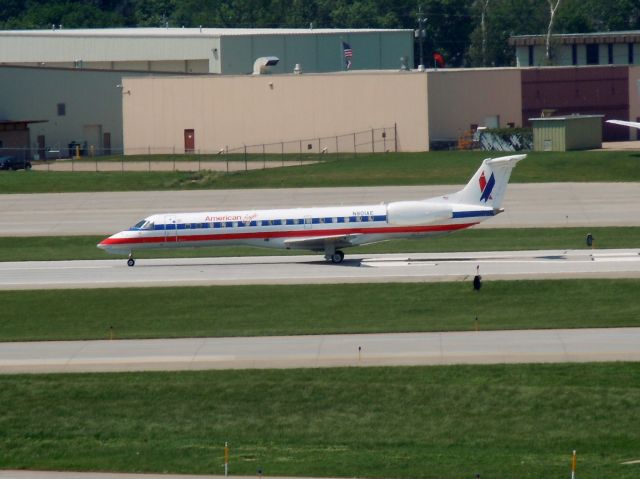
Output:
[{"xmin": 416, "ymin": 7, "xmax": 427, "ymax": 71}]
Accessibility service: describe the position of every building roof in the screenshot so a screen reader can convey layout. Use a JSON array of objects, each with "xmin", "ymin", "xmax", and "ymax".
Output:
[
  {"xmin": 529, "ymin": 115, "xmax": 604, "ymax": 121},
  {"xmin": 510, "ymin": 31, "xmax": 640, "ymax": 46},
  {"xmin": 0, "ymin": 27, "xmax": 412, "ymax": 38}
]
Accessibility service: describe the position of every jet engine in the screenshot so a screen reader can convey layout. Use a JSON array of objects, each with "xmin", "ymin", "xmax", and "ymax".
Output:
[{"xmin": 386, "ymin": 201, "xmax": 452, "ymax": 225}]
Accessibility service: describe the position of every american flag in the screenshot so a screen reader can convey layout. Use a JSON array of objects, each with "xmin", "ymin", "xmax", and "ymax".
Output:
[{"xmin": 342, "ymin": 41, "xmax": 353, "ymax": 69}]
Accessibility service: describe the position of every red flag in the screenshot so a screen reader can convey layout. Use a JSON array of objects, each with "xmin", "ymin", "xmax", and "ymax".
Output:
[{"xmin": 432, "ymin": 51, "xmax": 445, "ymax": 68}]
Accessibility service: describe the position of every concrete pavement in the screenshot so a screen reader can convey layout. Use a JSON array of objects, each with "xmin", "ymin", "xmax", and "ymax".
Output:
[
  {"xmin": 1, "ymin": 249, "xmax": 639, "ymax": 290},
  {"xmin": 2, "ymin": 328, "xmax": 639, "ymax": 374},
  {"xmin": 1, "ymin": 183, "xmax": 639, "ymax": 236}
]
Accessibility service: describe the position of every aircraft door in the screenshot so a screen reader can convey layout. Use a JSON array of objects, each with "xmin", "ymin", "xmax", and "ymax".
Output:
[{"xmin": 164, "ymin": 215, "xmax": 178, "ymax": 243}]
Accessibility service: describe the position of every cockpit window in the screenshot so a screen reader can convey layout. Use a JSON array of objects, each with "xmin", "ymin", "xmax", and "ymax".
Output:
[{"xmin": 132, "ymin": 219, "xmax": 154, "ymax": 230}]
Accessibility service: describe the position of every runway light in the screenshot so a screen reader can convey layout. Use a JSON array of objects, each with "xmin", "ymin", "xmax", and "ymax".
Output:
[{"xmin": 473, "ymin": 265, "xmax": 482, "ymax": 291}]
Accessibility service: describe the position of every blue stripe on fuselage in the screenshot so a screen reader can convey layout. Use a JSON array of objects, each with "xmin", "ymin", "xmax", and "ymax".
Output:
[{"xmin": 452, "ymin": 210, "xmax": 495, "ymax": 219}]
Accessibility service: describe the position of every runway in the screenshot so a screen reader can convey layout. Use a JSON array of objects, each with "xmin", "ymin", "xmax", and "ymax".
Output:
[
  {"xmin": 1, "ymin": 327, "xmax": 639, "ymax": 374},
  {"xmin": 1, "ymin": 183, "xmax": 639, "ymax": 236},
  {"xmin": 1, "ymin": 249, "xmax": 639, "ymax": 290}
]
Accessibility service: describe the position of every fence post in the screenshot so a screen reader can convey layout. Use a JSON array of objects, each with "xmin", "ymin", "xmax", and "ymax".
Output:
[
  {"xmin": 371, "ymin": 128, "xmax": 375, "ymax": 153},
  {"xmin": 244, "ymin": 145, "xmax": 247, "ymax": 171},
  {"xmin": 353, "ymin": 133, "xmax": 357, "ymax": 158},
  {"xmin": 198, "ymin": 150, "xmax": 201, "ymax": 171},
  {"xmin": 263, "ymin": 144, "xmax": 266, "ymax": 169},
  {"xmin": 281, "ymin": 142, "xmax": 284, "ymax": 167},
  {"xmin": 394, "ymin": 123, "xmax": 398, "ymax": 152},
  {"xmin": 335, "ymin": 135, "xmax": 339, "ymax": 160},
  {"xmin": 226, "ymin": 146, "xmax": 229, "ymax": 174},
  {"xmin": 383, "ymin": 128, "xmax": 387, "ymax": 152},
  {"xmin": 318, "ymin": 138, "xmax": 321, "ymax": 155},
  {"xmin": 299, "ymin": 140, "xmax": 302, "ymax": 165}
]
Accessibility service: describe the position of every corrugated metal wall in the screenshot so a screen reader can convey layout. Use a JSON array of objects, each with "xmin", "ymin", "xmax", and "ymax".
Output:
[
  {"xmin": 522, "ymin": 66, "xmax": 629, "ymax": 141},
  {"xmin": 533, "ymin": 120, "xmax": 566, "ymax": 151},
  {"xmin": 220, "ymin": 31, "xmax": 413, "ymax": 75}
]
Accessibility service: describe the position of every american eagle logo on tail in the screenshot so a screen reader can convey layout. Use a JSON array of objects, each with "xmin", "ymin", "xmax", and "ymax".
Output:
[{"xmin": 479, "ymin": 171, "xmax": 495, "ymax": 202}]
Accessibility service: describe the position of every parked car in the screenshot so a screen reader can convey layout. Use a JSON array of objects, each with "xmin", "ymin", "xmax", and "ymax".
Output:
[{"xmin": 0, "ymin": 156, "xmax": 32, "ymax": 170}]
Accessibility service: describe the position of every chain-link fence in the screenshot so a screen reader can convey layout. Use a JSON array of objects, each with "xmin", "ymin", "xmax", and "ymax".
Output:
[{"xmin": 1, "ymin": 125, "xmax": 397, "ymax": 173}]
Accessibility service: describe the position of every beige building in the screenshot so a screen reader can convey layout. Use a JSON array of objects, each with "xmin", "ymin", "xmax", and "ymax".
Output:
[{"xmin": 122, "ymin": 68, "xmax": 523, "ymax": 153}]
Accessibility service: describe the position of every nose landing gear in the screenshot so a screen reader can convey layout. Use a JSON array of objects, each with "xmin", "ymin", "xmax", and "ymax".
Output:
[{"xmin": 127, "ymin": 253, "xmax": 135, "ymax": 267}]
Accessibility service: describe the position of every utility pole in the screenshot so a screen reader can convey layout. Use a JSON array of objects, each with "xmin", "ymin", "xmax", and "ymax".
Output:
[{"xmin": 416, "ymin": 6, "xmax": 427, "ymax": 71}]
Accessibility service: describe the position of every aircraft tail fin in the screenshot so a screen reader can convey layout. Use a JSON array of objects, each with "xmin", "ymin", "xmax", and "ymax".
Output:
[{"xmin": 449, "ymin": 154, "xmax": 525, "ymax": 209}]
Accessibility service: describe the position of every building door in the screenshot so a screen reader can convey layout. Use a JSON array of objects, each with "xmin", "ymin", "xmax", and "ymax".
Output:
[
  {"xmin": 83, "ymin": 124, "xmax": 103, "ymax": 156},
  {"xmin": 37, "ymin": 135, "xmax": 45, "ymax": 160},
  {"xmin": 103, "ymin": 132, "xmax": 111, "ymax": 155},
  {"xmin": 184, "ymin": 129, "xmax": 195, "ymax": 153}
]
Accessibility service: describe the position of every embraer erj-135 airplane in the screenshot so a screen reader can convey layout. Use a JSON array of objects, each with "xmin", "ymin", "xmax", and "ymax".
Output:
[{"xmin": 98, "ymin": 154, "xmax": 525, "ymax": 266}]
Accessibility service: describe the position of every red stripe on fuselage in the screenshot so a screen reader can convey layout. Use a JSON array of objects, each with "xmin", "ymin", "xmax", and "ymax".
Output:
[{"xmin": 99, "ymin": 223, "xmax": 477, "ymax": 247}]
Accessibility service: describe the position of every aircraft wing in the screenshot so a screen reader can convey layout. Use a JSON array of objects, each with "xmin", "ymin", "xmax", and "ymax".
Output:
[
  {"xmin": 284, "ymin": 234, "xmax": 362, "ymax": 251},
  {"xmin": 606, "ymin": 119, "xmax": 640, "ymax": 130}
]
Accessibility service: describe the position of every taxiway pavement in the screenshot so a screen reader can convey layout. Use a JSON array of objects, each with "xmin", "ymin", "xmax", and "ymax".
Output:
[
  {"xmin": 1, "ymin": 327, "xmax": 638, "ymax": 374},
  {"xmin": 1, "ymin": 249, "xmax": 638, "ymax": 290},
  {"xmin": 1, "ymin": 183, "xmax": 639, "ymax": 236}
]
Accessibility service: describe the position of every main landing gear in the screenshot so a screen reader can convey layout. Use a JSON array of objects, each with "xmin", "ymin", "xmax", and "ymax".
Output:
[
  {"xmin": 326, "ymin": 250, "xmax": 344, "ymax": 264},
  {"xmin": 127, "ymin": 253, "xmax": 135, "ymax": 267}
]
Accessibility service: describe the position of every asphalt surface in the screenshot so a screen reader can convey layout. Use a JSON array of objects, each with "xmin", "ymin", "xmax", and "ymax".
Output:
[
  {"xmin": 1, "ymin": 183, "xmax": 639, "ymax": 236},
  {"xmin": 2, "ymin": 327, "xmax": 639, "ymax": 374},
  {"xmin": 1, "ymin": 249, "xmax": 639, "ymax": 290}
]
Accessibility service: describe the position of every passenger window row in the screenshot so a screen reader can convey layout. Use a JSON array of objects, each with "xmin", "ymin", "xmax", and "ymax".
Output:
[{"xmin": 149, "ymin": 215, "xmax": 386, "ymax": 230}]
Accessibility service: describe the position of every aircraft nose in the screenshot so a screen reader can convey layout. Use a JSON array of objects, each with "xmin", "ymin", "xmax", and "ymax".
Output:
[{"xmin": 97, "ymin": 237, "xmax": 111, "ymax": 250}]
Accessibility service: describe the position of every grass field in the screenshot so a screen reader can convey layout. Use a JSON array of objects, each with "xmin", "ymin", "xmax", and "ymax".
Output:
[
  {"xmin": 1, "ymin": 227, "xmax": 637, "ymax": 262},
  {"xmin": 1, "ymin": 363, "xmax": 639, "ymax": 478},
  {"xmin": 2, "ymin": 279, "xmax": 638, "ymax": 342},
  {"xmin": 2, "ymin": 150, "xmax": 640, "ymax": 193}
]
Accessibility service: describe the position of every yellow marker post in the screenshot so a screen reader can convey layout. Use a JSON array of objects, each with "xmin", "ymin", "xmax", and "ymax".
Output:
[
  {"xmin": 571, "ymin": 449, "xmax": 577, "ymax": 479},
  {"xmin": 75, "ymin": 145, "xmax": 81, "ymax": 160},
  {"xmin": 224, "ymin": 442, "xmax": 229, "ymax": 477}
]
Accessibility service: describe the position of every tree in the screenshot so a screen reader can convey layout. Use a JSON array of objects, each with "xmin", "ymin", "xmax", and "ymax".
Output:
[{"xmin": 545, "ymin": 0, "xmax": 561, "ymax": 61}]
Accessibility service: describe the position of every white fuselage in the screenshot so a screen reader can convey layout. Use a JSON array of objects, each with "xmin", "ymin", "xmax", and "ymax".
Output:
[{"xmin": 97, "ymin": 200, "xmax": 496, "ymax": 254}]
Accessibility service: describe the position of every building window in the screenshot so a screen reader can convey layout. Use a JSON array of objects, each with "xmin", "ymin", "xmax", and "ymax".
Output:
[
  {"xmin": 572, "ymin": 45, "xmax": 578, "ymax": 65},
  {"xmin": 528, "ymin": 45, "xmax": 534, "ymax": 66},
  {"xmin": 57, "ymin": 103, "xmax": 66, "ymax": 116},
  {"xmin": 586, "ymin": 44, "xmax": 599, "ymax": 65},
  {"xmin": 608, "ymin": 44, "xmax": 614, "ymax": 64},
  {"xmin": 629, "ymin": 43, "xmax": 634, "ymax": 64}
]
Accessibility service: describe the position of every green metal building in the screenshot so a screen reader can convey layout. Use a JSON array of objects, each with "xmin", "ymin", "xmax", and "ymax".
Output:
[
  {"xmin": 0, "ymin": 28, "xmax": 414, "ymax": 74},
  {"xmin": 530, "ymin": 115, "xmax": 604, "ymax": 151}
]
